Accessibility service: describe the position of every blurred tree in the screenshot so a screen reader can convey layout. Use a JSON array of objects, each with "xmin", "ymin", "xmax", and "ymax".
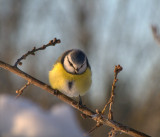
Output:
[
  {"xmin": 0, "ymin": 0, "xmax": 24, "ymax": 94},
  {"xmin": 128, "ymin": 59, "xmax": 160, "ymax": 137}
]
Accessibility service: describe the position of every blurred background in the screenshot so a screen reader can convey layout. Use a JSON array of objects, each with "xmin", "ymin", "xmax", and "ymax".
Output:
[{"xmin": 0, "ymin": 0, "xmax": 160, "ymax": 136}]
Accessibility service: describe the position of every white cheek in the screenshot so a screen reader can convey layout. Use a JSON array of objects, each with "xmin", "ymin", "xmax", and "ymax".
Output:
[{"xmin": 63, "ymin": 57, "xmax": 75, "ymax": 73}]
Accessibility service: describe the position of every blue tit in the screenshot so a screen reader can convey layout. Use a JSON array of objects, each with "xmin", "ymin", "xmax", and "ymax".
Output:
[{"xmin": 49, "ymin": 49, "xmax": 92, "ymax": 98}]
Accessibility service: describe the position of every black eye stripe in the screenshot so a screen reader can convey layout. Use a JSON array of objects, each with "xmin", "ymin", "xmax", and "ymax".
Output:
[
  {"xmin": 79, "ymin": 62, "xmax": 85, "ymax": 69},
  {"xmin": 67, "ymin": 56, "xmax": 75, "ymax": 68}
]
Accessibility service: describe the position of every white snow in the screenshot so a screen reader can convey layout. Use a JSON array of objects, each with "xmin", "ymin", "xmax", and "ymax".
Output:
[{"xmin": 0, "ymin": 94, "xmax": 86, "ymax": 137}]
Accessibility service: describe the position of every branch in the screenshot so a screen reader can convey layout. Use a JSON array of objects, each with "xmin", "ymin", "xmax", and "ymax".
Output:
[
  {"xmin": 87, "ymin": 65, "xmax": 122, "ymax": 135},
  {"xmin": 151, "ymin": 25, "xmax": 160, "ymax": 45},
  {"xmin": 101, "ymin": 65, "xmax": 123, "ymax": 120},
  {"xmin": 0, "ymin": 60, "xmax": 151, "ymax": 137},
  {"xmin": 16, "ymin": 80, "xmax": 31, "ymax": 98},
  {"xmin": 14, "ymin": 38, "xmax": 61, "ymax": 67},
  {"xmin": 108, "ymin": 128, "xmax": 117, "ymax": 137}
]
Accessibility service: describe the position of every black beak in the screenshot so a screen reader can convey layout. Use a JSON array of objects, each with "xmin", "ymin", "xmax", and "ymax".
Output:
[{"xmin": 75, "ymin": 68, "xmax": 79, "ymax": 73}]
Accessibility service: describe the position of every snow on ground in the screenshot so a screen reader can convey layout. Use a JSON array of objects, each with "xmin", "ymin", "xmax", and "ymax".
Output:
[{"xmin": 0, "ymin": 94, "xmax": 86, "ymax": 137}]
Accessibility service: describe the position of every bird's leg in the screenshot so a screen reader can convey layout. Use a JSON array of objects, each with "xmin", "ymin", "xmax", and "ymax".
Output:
[{"xmin": 78, "ymin": 95, "xmax": 83, "ymax": 106}]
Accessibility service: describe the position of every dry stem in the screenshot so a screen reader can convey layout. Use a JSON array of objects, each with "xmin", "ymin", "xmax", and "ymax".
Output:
[
  {"xmin": 101, "ymin": 65, "xmax": 123, "ymax": 120},
  {"xmin": 16, "ymin": 80, "xmax": 31, "ymax": 98},
  {"xmin": 89, "ymin": 65, "xmax": 122, "ymax": 135},
  {"xmin": 108, "ymin": 128, "xmax": 117, "ymax": 137},
  {"xmin": 14, "ymin": 38, "xmax": 61, "ymax": 67}
]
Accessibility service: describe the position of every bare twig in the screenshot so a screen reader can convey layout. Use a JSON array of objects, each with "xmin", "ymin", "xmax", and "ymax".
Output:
[
  {"xmin": 14, "ymin": 38, "xmax": 61, "ymax": 67},
  {"xmin": 90, "ymin": 65, "xmax": 122, "ymax": 135},
  {"xmin": 108, "ymin": 128, "xmax": 117, "ymax": 137},
  {"xmin": 151, "ymin": 25, "xmax": 160, "ymax": 45},
  {"xmin": 16, "ymin": 80, "xmax": 31, "ymax": 98},
  {"xmin": 101, "ymin": 65, "xmax": 123, "ymax": 120}
]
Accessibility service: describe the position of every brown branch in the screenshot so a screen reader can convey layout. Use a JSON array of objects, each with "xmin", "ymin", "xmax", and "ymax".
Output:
[
  {"xmin": 101, "ymin": 65, "xmax": 123, "ymax": 120},
  {"xmin": 108, "ymin": 65, "xmax": 122, "ymax": 120},
  {"xmin": 16, "ymin": 80, "xmax": 31, "ymax": 98},
  {"xmin": 14, "ymin": 38, "xmax": 61, "ymax": 67},
  {"xmin": 91, "ymin": 65, "xmax": 122, "ymax": 135},
  {"xmin": 151, "ymin": 25, "xmax": 160, "ymax": 45},
  {"xmin": 0, "ymin": 60, "xmax": 151, "ymax": 137},
  {"xmin": 108, "ymin": 128, "xmax": 117, "ymax": 137}
]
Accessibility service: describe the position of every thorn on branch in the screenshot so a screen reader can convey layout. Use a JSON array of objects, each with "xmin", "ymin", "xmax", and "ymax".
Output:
[
  {"xmin": 14, "ymin": 38, "xmax": 61, "ymax": 67},
  {"xmin": 85, "ymin": 122, "xmax": 103, "ymax": 136},
  {"xmin": 16, "ymin": 81, "xmax": 31, "ymax": 98}
]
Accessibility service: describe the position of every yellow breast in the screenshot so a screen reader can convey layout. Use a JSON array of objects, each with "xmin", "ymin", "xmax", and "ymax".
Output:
[{"xmin": 49, "ymin": 63, "xmax": 92, "ymax": 97}]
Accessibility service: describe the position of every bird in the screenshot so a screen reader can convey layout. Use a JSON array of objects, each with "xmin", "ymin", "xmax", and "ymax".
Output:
[{"xmin": 49, "ymin": 49, "xmax": 92, "ymax": 104}]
